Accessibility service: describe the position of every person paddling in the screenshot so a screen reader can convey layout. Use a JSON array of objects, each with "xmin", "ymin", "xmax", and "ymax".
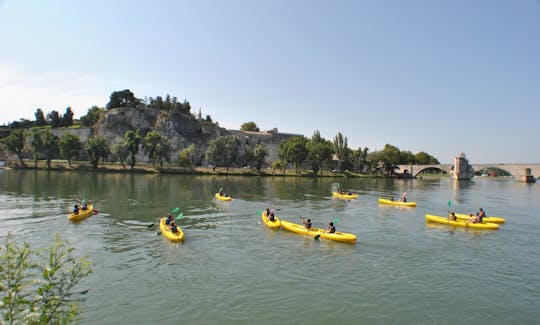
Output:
[{"xmin": 327, "ymin": 222, "xmax": 336, "ymax": 233}]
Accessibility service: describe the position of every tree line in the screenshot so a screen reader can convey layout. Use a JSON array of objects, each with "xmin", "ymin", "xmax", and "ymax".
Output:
[{"xmin": 1, "ymin": 89, "xmax": 440, "ymax": 175}]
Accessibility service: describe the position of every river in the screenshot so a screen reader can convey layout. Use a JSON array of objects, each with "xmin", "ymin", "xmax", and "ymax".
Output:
[{"xmin": 1, "ymin": 170, "xmax": 539, "ymax": 324}]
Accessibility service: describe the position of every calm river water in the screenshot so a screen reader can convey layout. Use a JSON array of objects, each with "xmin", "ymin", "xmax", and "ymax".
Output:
[{"xmin": 1, "ymin": 170, "xmax": 539, "ymax": 324}]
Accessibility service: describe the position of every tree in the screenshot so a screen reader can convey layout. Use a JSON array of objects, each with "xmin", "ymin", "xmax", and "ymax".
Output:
[
  {"xmin": 30, "ymin": 128, "xmax": 44, "ymax": 167},
  {"xmin": 59, "ymin": 133, "xmax": 82, "ymax": 167},
  {"xmin": 415, "ymin": 151, "xmax": 440, "ymax": 164},
  {"xmin": 143, "ymin": 131, "xmax": 171, "ymax": 169},
  {"xmin": 61, "ymin": 107, "xmax": 74, "ymax": 127},
  {"xmin": 106, "ymin": 89, "xmax": 139, "ymax": 109},
  {"xmin": 124, "ymin": 129, "xmax": 142, "ymax": 169},
  {"xmin": 85, "ymin": 137, "xmax": 110, "ymax": 168},
  {"xmin": 253, "ymin": 144, "xmax": 268, "ymax": 173},
  {"xmin": 350, "ymin": 147, "xmax": 370, "ymax": 173},
  {"xmin": 181, "ymin": 100, "xmax": 191, "ymax": 112},
  {"xmin": 333, "ymin": 132, "xmax": 351, "ymax": 171},
  {"xmin": 279, "ymin": 136, "xmax": 308, "ymax": 174},
  {"xmin": 400, "ymin": 150, "xmax": 416, "ymax": 164},
  {"xmin": 1, "ymin": 129, "xmax": 26, "ymax": 166},
  {"xmin": 377, "ymin": 144, "xmax": 402, "ymax": 175},
  {"xmin": 243, "ymin": 146, "xmax": 254, "ymax": 170},
  {"xmin": 306, "ymin": 130, "xmax": 334, "ymax": 175},
  {"xmin": 111, "ymin": 141, "xmax": 129, "ymax": 169},
  {"xmin": 240, "ymin": 121, "xmax": 260, "ymax": 132},
  {"xmin": 80, "ymin": 106, "xmax": 104, "ymax": 127},
  {"xmin": 34, "ymin": 108, "xmax": 47, "ymax": 126},
  {"xmin": 272, "ymin": 160, "xmax": 286, "ymax": 174},
  {"xmin": 178, "ymin": 144, "xmax": 196, "ymax": 167},
  {"xmin": 47, "ymin": 110, "xmax": 61, "ymax": 128},
  {"xmin": 43, "ymin": 130, "xmax": 59, "ymax": 168},
  {"xmin": 0, "ymin": 233, "xmax": 92, "ymax": 324},
  {"xmin": 205, "ymin": 136, "xmax": 239, "ymax": 171}
]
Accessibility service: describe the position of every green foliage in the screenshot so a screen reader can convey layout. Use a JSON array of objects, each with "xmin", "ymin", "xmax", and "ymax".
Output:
[
  {"xmin": 415, "ymin": 151, "xmax": 440, "ymax": 164},
  {"xmin": 43, "ymin": 130, "xmax": 59, "ymax": 168},
  {"xmin": 1, "ymin": 129, "xmax": 26, "ymax": 166},
  {"xmin": 61, "ymin": 107, "xmax": 74, "ymax": 127},
  {"xmin": 59, "ymin": 133, "xmax": 82, "ymax": 167},
  {"xmin": 80, "ymin": 106, "xmax": 104, "ymax": 127},
  {"xmin": 145, "ymin": 95, "xmax": 191, "ymax": 112},
  {"xmin": 400, "ymin": 150, "xmax": 416, "ymax": 164},
  {"xmin": 46, "ymin": 111, "xmax": 61, "ymax": 128},
  {"xmin": 243, "ymin": 147, "xmax": 254, "ymax": 170},
  {"xmin": 124, "ymin": 130, "xmax": 142, "ymax": 168},
  {"xmin": 143, "ymin": 131, "xmax": 171, "ymax": 169},
  {"xmin": 272, "ymin": 160, "xmax": 286, "ymax": 173},
  {"xmin": 106, "ymin": 89, "xmax": 139, "ymax": 109},
  {"xmin": 253, "ymin": 144, "xmax": 268, "ymax": 173},
  {"xmin": 350, "ymin": 147, "xmax": 370, "ymax": 173},
  {"xmin": 85, "ymin": 137, "xmax": 110, "ymax": 168},
  {"xmin": 0, "ymin": 233, "xmax": 92, "ymax": 324},
  {"xmin": 333, "ymin": 132, "xmax": 351, "ymax": 170},
  {"xmin": 34, "ymin": 109, "xmax": 47, "ymax": 126},
  {"xmin": 240, "ymin": 121, "xmax": 260, "ymax": 132},
  {"xmin": 178, "ymin": 144, "xmax": 197, "ymax": 167},
  {"xmin": 279, "ymin": 136, "xmax": 308, "ymax": 174},
  {"xmin": 111, "ymin": 141, "xmax": 129, "ymax": 169},
  {"xmin": 30, "ymin": 128, "xmax": 44, "ymax": 167},
  {"xmin": 306, "ymin": 130, "xmax": 334, "ymax": 175},
  {"xmin": 205, "ymin": 136, "xmax": 239, "ymax": 171}
]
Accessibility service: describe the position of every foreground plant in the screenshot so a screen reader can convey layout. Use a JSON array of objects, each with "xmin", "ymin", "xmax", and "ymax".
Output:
[{"xmin": 0, "ymin": 233, "xmax": 92, "ymax": 324}]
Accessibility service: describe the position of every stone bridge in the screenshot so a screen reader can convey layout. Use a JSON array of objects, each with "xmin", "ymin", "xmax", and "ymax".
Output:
[{"xmin": 396, "ymin": 164, "xmax": 540, "ymax": 180}]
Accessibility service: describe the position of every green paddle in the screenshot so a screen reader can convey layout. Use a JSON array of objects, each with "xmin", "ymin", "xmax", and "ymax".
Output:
[
  {"xmin": 314, "ymin": 217, "xmax": 340, "ymax": 240},
  {"xmin": 148, "ymin": 207, "xmax": 180, "ymax": 228},
  {"xmin": 174, "ymin": 213, "xmax": 184, "ymax": 221}
]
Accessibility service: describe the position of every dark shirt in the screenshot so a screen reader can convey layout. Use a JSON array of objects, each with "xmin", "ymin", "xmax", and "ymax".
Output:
[{"xmin": 328, "ymin": 226, "xmax": 336, "ymax": 233}]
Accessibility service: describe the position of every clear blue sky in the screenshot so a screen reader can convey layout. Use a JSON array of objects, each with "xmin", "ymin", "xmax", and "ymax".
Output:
[{"xmin": 1, "ymin": 0, "xmax": 539, "ymax": 163}]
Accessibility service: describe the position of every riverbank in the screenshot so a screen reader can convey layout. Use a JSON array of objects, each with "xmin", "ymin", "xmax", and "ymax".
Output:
[{"xmin": 1, "ymin": 160, "xmax": 380, "ymax": 178}]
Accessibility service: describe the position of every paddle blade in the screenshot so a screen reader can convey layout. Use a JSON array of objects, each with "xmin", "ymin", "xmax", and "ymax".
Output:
[
  {"xmin": 314, "ymin": 234, "xmax": 321, "ymax": 240},
  {"xmin": 334, "ymin": 217, "xmax": 341, "ymax": 224},
  {"xmin": 174, "ymin": 213, "xmax": 184, "ymax": 221},
  {"xmin": 256, "ymin": 210, "xmax": 262, "ymax": 216},
  {"xmin": 82, "ymin": 198, "xmax": 87, "ymax": 204},
  {"xmin": 447, "ymin": 200, "xmax": 452, "ymax": 208},
  {"xmin": 148, "ymin": 223, "xmax": 156, "ymax": 228},
  {"xmin": 219, "ymin": 187, "xmax": 223, "ymax": 192},
  {"xmin": 171, "ymin": 207, "xmax": 180, "ymax": 214}
]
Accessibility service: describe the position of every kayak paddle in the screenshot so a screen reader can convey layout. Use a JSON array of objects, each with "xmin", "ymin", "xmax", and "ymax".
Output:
[
  {"xmin": 174, "ymin": 213, "xmax": 184, "ymax": 221},
  {"xmin": 147, "ymin": 207, "xmax": 180, "ymax": 228},
  {"xmin": 314, "ymin": 217, "xmax": 341, "ymax": 240}
]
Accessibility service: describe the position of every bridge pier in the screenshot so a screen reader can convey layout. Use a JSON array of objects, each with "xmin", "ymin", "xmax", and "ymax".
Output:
[
  {"xmin": 451, "ymin": 153, "xmax": 474, "ymax": 180},
  {"xmin": 519, "ymin": 168, "xmax": 536, "ymax": 183}
]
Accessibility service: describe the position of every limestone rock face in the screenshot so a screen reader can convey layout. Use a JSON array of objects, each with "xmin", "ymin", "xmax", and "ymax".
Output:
[{"xmin": 93, "ymin": 107, "xmax": 226, "ymax": 163}]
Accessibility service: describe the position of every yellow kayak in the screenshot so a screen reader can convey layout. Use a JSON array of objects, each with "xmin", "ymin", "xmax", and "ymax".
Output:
[
  {"xmin": 215, "ymin": 193, "xmax": 232, "ymax": 201},
  {"xmin": 68, "ymin": 204, "xmax": 94, "ymax": 221},
  {"xmin": 280, "ymin": 220, "xmax": 357, "ymax": 243},
  {"xmin": 159, "ymin": 218, "xmax": 184, "ymax": 242},
  {"xmin": 378, "ymin": 198, "xmax": 416, "ymax": 207},
  {"xmin": 332, "ymin": 192, "xmax": 358, "ymax": 199},
  {"xmin": 425, "ymin": 214, "xmax": 499, "ymax": 230},
  {"xmin": 454, "ymin": 213, "xmax": 505, "ymax": 224},
  {"xmin": 261, "ymin": 210, "xmax": 281, "ymax": 230}
]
